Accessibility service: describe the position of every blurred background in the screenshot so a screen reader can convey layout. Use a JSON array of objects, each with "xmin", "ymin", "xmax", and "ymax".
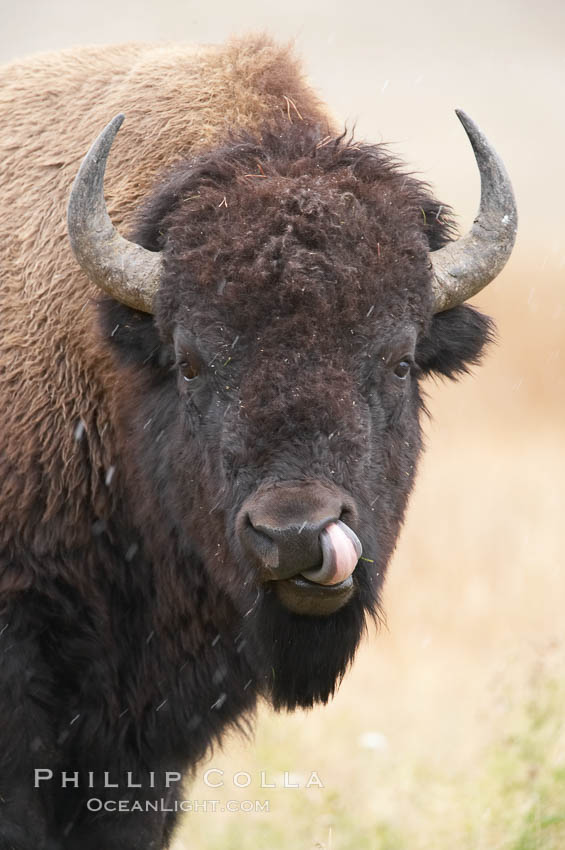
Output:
[{"xmin": 2, "ymin": 1, "xmax": 563, "ymax": 847}]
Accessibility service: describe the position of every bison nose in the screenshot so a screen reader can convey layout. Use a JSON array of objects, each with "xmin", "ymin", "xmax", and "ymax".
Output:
[
  {"xmin": 237, "ymin": 483, "xmax": 362, "ymax": 583},
  {"xmin": 247, "ymin": 514, "xmax": 330, "ymax": 578}
]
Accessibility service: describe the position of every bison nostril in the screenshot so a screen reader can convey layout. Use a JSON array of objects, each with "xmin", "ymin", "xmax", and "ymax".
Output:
[
  {"xmin": 242, "ymin": 515, "xmax": 281, "ymax": 573},
  {"xmin": 338, "ymin": 505, "xmax": 356, "ymax": 526}
]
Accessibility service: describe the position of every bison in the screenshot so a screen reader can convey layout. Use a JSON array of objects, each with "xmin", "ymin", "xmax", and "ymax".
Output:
[{"xmin": 0, "ymin": 34, "xmax": 516, "ymax": 850}]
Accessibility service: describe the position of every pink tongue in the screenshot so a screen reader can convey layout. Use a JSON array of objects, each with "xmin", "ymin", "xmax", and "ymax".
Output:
[
  {"xmin": 298, "ymin": 520, "xmax": 359, "ymax": 586},
  {"xmin": 323, "ymin": 522, "xmax": 359, "ymax": 584}
]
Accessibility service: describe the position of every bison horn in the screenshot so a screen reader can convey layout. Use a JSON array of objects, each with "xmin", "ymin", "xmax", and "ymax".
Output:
[
  {"xmin": 67, "ymin": 113, "xmax": 162, "ymax": 313},
  {"xmin": 430, "ymin": 110, "xmax": 517, "ymax": 313}
]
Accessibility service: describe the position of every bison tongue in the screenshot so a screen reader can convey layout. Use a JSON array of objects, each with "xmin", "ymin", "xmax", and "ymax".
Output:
[{"xmin": 301, "ymin": 520, "xmax": 362, "ymax": 586}]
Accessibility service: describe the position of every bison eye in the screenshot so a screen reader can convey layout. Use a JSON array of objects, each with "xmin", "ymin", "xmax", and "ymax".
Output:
[
  {"xmin": 393, "ymin": 359, "xmax": 412, "ymax": 379},
  {"xmin": 178, "ymin": 355, "xmax": 200, "ymax": 382},
  {"xmin": 174, "ymin": 329, "xmax": 206, "ymax": 386}
]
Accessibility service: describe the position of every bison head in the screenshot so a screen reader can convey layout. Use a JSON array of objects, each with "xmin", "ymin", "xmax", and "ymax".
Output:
[{"xmin": 68, "ymin": 115, "xmax": 516, "ymax": 708}]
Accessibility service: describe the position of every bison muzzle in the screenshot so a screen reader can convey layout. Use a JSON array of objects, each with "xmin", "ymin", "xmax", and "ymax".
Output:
[{"xmin": 238, "ymin": 481, "xmax": 362, "ymax": 614}]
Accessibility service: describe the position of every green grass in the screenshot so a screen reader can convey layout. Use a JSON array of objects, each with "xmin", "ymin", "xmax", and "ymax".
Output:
[
  {"xmin": 173, "ymin": 650, "xmax": 565, "ymax": 850},
  {"xmin": 469, "ymin": 674, "xmax": 565, "ymax": 850}
]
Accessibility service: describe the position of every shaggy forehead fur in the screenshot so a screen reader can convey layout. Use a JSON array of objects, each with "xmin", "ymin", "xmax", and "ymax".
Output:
[{"xmin": 137, "ymin": 126, "xmax": 453, "ymax": 351}]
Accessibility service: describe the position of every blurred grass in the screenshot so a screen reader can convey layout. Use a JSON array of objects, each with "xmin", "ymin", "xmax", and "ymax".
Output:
[{"xmin": 173, "ymin": 645, "xmax": 565, "ymax": 849}]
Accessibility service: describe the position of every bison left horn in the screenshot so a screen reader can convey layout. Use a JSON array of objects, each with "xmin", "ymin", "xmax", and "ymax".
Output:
[
  {"xmin": 430, "ymin": 110, "xmax": 517, "ymax": 313},
  {"xmin": 67, "ymin": 113, "xmax": 162, "ymax": 313}
]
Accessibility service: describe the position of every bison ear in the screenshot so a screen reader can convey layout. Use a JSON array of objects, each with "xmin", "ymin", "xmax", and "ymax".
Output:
[
  {"xmin": 416, "ymin": 304, "xmax": 496, "ymax": 379},
  {"xmin": 98, "ymin": 298, "xmax": 168, "ymax": 369}
]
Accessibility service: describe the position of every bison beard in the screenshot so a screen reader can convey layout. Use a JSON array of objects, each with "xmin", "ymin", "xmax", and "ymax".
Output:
[
  {"xmin": 243, "ymin": 584, "xmax": 371, "ymax": 710},
  {"xmin": 0, "ymin": 35, "xmax": 512, "ymax": 850}
]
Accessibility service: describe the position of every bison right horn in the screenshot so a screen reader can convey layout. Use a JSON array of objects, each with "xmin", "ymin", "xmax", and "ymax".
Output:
[
  {"xmin": 67, "ymin": 113, "xmax": 162, "ymax": 314},
  {"xmin": 430, "ymin": 110, "xmax": 518, "ymax": 313}
]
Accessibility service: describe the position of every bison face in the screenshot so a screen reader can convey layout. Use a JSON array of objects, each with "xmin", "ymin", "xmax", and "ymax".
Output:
[{"xmin": 98, "ymin": 126, "xmax": 494, "ymax": 707}]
